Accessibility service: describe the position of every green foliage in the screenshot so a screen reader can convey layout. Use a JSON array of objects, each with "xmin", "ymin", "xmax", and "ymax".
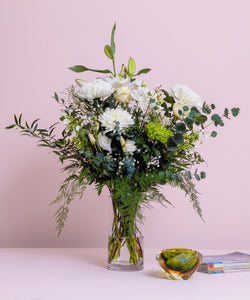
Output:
[
  {"xmin": 211, "ymin": 114, "xmax": 224, "ymax": 127},
  {"xmin": 50, "ymin": 172, "xmax": 87, "ymax": 237},
  {"xmin": 200, "ymin": 171, "xmax": 206, "ymax": 179},
  {"xmin": 194, "ymin": 114, "xmax": 207, "ymax": 125},
  {"xmin": 110, "ymin": 22, "xmax": 116, "ymax": 57},
  {"xmin": 135, "ymin": 68, "xmax": 151, "ymax": 76},
  {"xmin": 211, "ymin": 131, "xmax": 217, "ymax": 137},
  {"xmin": 224, "ymin": 108, "xmax": 229, "ymax": 118},
  {"xmin": 166, "ymin": 172, "xmax": 203, "ymax": 218},
  {"xmin": 231, "ymin": 107, "xmax": 240, "ymax": 117},
  {"xmin": 173, "ymin": 133, "xmax": 184, "ymax": 145},
  {"xmin": 68, "ymin": 65, "xmax": 112, "ymax": 74},
  {"xmin": 183, "ymin": 117, "xmax": 194, "ymax": 129},
  {"xmin": 162, "ymin": 89, "xmax": 175, "ymax": 105},
  {"xmin": 202, "ymin": 102, "xmax": 212, "ymax": 114},
  {"xmin": 175, "ymin": 122, "xmax": 186, "ymax": 134}
]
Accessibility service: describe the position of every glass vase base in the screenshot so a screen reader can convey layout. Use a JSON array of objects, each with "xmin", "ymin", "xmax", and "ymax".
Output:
[
  {"xmin": 108, "ymin": 236, "xmax": 144, "ymax": 272},
  {"xmin": 107, "ymin": 263, "xmax": 143, "ymax": 272}
]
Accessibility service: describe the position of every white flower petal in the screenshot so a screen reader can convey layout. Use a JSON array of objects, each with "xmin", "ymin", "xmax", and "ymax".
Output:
[
  {"xmin": 77, "ymin": 79, "xmax": 114, "ymax": 100},
  {"xmin": 98, "ymin": 135, "xmax": 112, "ymax": 152},
  {"xmin": 98, "ymin": 107, "xmax": 134, "ymax": 132},
  {"xmin": 123, "ymin": 140, "xmax": 137, "ymax": 155},
  {"xmin": 171, "ymin": 84, "xmax": 202, "ymax": 109}
]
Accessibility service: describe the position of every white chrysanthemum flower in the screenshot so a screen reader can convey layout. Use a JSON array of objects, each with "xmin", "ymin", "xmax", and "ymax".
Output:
[
  {"xmin": 131, "ymin": 87, "xmax": 150, "ymax": 113},
  {"xmin": 98, "ymin": 107, "xmax": 134, "ymax": 132},
  {"xmin": 123, "ymin": 140, "xmax": 137, "ymax": 155},
  {"xmin": 98, "ymin": 135, "xmax": 112, "ymax": 152},
  {"xmin": 77, "ymin": 79, "xmax": 114, "ymax": 100},
  {"xmin": 171, "ymin": 84, "xmax": 202, "ymax": 109}
]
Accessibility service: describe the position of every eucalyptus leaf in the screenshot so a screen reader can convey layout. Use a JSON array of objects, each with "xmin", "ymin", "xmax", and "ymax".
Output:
[
  {"xmin": 167, "ymin": 136, "xmax": 178, "ymax": 151},
  {"xmin": 174, "ymin": 133, "xmax": 184, "ymax": 145},
  {"xmin": 194, "ymin": 114, "xmax": 207, "ymax": 125},
  {"xmin": 211, "ymin": 131, "xmax": 217, "ymax": 137},
  {"xmin": 175, "ymin": 122, "xmax": 186, "ymax": 133},
  {"xmin": 211, "ymin": 114, "xmax": 222, "ymax": 126},
  {"xmin": 195, "ymin": 174, "xmax": 200, "ymax": 181},
  {"xmin": 200, "ymin": 171, "xmax": 206, "ymax": 179},
  {"xmin": 184, "ymin": 117, "xmax": 194, "ymax": 129},
  {"xmin": 231, "ymin": 107, "xmax": 240, "ymax": 117}
]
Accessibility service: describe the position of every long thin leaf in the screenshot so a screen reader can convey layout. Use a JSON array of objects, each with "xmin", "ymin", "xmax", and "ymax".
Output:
[
  {"xmin": 6, "ymin": 124, "xmax": 16, "ymax": 129},
  {"xmin": 135, "ymin": 68, "xmax": 151, "ymax": 76},
  {"xmin": 18, "ymin": 113, "xmax": 22, "ymax": 125},
  {"xmin": 31, "ymin": 118, "xmax": 39, "ymax": 128},
  {"xmin": 110, "ymin": 22, "xmax": 116, "ymax": 57},
  {"xmin": 68, "ymin": 65, "xmax": 112, "ymax": 74}
]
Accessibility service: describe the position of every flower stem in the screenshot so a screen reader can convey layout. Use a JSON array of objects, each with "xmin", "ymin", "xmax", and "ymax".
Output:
[{"xmin": 112, "ymin": 58, "xmax": 117, "ymax": 77}]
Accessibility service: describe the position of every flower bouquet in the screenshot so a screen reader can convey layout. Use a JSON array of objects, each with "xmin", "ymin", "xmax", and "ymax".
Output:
[{"xmin": 6, "ymin": 23, "xmax": 239, "ymax": 271}]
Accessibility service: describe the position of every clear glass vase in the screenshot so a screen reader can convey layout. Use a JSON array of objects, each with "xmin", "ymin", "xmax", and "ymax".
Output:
[
  {"xmin": 108, "ymin": 236, "xmax": 144, "ymax": 271},
  {"xmin": 107, "ymin": 192, "xmax": 144, "ymax": 271}
]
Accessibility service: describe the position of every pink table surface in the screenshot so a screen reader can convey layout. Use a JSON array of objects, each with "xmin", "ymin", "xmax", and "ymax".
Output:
[{"xmin": 0, "ymin": 248, "xmax": 250, "ymax": 300}]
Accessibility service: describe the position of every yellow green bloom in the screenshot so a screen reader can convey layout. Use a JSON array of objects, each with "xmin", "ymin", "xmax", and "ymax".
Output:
[{"xmin": 146, "ymin": 122, "xmax": 173, "ymax": 144}]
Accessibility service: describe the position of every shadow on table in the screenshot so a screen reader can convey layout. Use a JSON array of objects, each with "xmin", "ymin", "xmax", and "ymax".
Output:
[{"xmin": 144, "ymin": 270, "xmax": 167, "ymax": 279}]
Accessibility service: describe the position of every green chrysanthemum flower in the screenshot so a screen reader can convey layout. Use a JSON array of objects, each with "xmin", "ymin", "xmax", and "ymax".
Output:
[{"xmin": 146, "ymin": 122, "xmax": 174, "ymax": 144}]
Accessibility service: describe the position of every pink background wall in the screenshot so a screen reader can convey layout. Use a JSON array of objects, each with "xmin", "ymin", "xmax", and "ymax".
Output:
[{"xmin": 1, "ymin": 0, "xmax": 249, "ymax": 248}]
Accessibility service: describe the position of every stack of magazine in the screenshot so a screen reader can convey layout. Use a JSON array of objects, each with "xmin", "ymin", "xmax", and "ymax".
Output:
[{"xmin": 198, "ymin": 252, "xmax": 250, "ymax": 274}]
